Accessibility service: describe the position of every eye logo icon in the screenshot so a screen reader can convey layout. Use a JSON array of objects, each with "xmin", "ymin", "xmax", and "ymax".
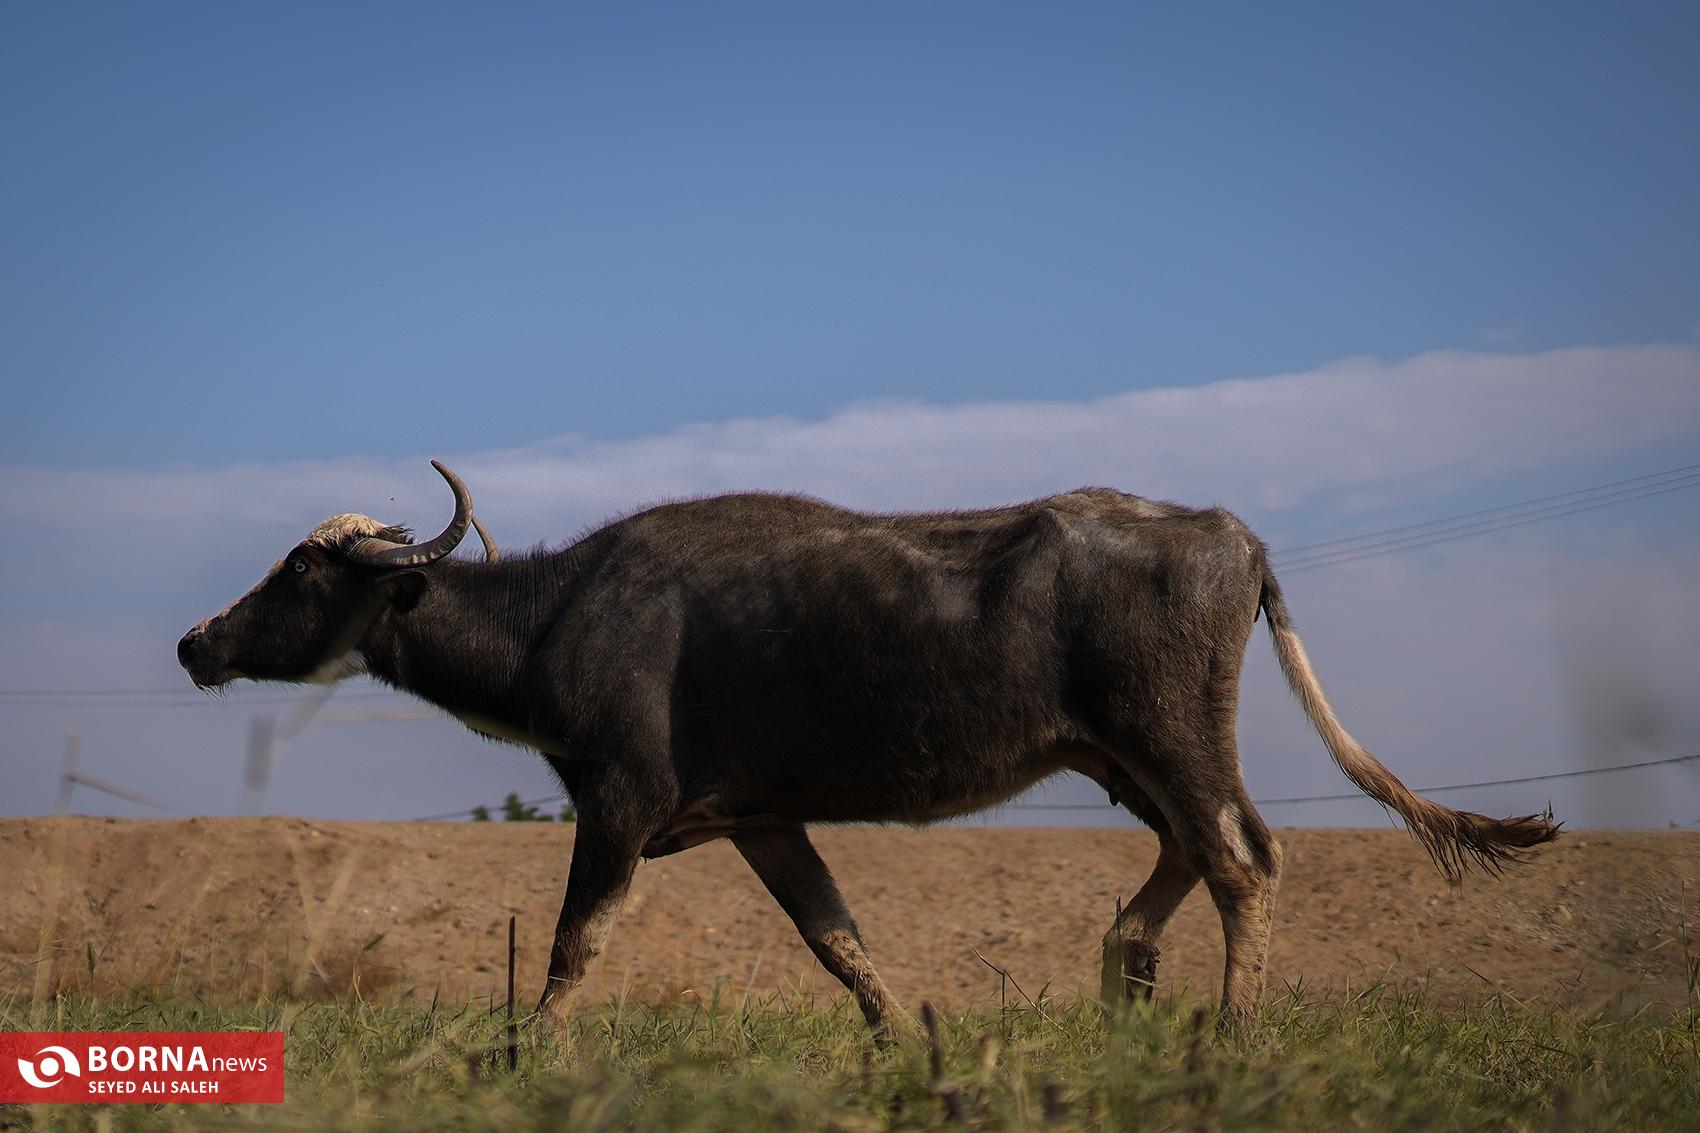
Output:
[{"xmin": 17, "ymin": 1046, "xmax": 81, "ymax": 1089}]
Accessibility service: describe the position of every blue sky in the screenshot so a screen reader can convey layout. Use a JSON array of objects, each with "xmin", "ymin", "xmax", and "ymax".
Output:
[
  {"xmin": 5, "ymin": 2, "xmax": 1697, "ymax": 466},
  {"xmin": 2, "ymin": 2, "xmax": 1698, "ymax": 828}
]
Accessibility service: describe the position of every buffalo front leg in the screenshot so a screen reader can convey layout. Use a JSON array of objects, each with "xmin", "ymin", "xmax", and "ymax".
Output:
[
  {"xmin": 535, "ymin": 764, "xmax": 673, "ymax": 1034},
  {"xmin": 535, "ymin": 829, "xmax": 639, "ymax": 1033},
  {"xmin": 732, "ymin": 823, "xmax": 904, "ymax": 1038}
]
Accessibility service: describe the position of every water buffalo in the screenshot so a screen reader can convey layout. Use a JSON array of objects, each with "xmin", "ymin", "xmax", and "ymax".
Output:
[{"xmin": 178, "ymin": 461, "xmax": 1558, "ymax": 1032}]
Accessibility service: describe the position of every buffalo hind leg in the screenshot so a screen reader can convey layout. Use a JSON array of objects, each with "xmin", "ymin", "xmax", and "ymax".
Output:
[
  {"xmin": 732, "ymin": 823, "xmax": 903, "ymax": 1039},
  {"xmin": 1106, "ymin": 744, "xmax": 1282, "ymax": 1025},
  {"xmin": 1081, "ymin": 764, "xmax": 1201, "ymax": 1006},
  {"xmin": 1101, "ymin": 826, "xmax": 1200, "ymax": 1006},
  {"xmin": 1165, "ymin": 780, "xmax": 1283, "ymax": 1026},
  {"xmin": 1206, "ymin": 792, "xmax": 1283, "ymax": 1025}
]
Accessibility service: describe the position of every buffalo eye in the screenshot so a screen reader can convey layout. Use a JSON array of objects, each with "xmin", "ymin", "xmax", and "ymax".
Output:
[{"xmin": 293, "ymin": 560, "xmax": 307, "ymax": 574}]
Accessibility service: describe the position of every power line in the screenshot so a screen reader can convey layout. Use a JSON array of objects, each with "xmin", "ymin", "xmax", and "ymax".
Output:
[
  {"xmin": 0, "ymin": 683, "xmax": 404, "ymax": 700},
  {"xmin": 0, "ymin": 687, "xmax": 399, "ymax": 699},
  {"xmin": 0, "ymin": 688, "xmax": 206, "ymax": 696},
  {"xmin": 1254, "ymin": 750, "xmax": 1700, "ymax": 805},
  {"xmin": 1271, "ymin": 461, "xmax": 1700, "ymax": 558},
  {"xmin": 1013, "ymin": 751, "xmax": 1700, "ymax": 809},
  {"xmin": 411, "ymin": 751, "xmax": 1700, "ymax": 822},
  {"xmin": 1275, "ymin": 470, "xmax": 1700, "ymax": 566},
  {"xmin": 1274, "ymin": 473, "xmax": 1700, "ymax": 572}
]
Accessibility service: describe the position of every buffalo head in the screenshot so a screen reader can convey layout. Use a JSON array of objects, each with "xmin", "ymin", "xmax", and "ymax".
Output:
[{"xmin": 176, "ymin": 461, "xmax": 485, "ymax": 688}]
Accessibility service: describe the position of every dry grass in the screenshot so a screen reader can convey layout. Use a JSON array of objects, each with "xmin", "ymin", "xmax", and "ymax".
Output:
[{"xmin": 3, "ymin": 976, "xmax": 1698, "ymax": 1131}]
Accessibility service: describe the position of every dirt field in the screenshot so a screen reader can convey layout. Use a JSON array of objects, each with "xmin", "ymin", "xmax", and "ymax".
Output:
[{"xmin": 4, "ymin": 819, "xmax": 1696, "ymax": 1013}]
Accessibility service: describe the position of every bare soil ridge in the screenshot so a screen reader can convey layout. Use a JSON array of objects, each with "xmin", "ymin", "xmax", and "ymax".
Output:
[{"xmin": 4, "ymin": 820, "xmax": 1695, "ymax": 1012}]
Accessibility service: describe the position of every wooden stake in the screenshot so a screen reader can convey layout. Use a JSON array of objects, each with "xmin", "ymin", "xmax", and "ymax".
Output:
[{"xmin": 506, "ymin": 915, "xmax": 518, "ymax": 1072}]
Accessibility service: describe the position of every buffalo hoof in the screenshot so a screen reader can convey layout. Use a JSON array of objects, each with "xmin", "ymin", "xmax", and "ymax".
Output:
[
  {"xmin": 870, "ymin": 1008, "xmax": 922, "ymax": 1051},
  {"xmin": 529, "ymin": 995, "xmax": 576, "ymax": 1044},
  {"xmin": 1101, "ymin": 937, "xmax": 1162, "ymax": 1008},
  {"xmin": 1125, "ymin": 943, "xmax": 1160, "ymax": 1003}
]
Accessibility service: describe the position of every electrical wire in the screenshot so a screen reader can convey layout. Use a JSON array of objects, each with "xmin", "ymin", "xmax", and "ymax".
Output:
[
  {"xmin": 1271, "ymin": 461, "xmax": 1700, "ymax": 559},
  {"xmin": 1275, "ymin": 473, "xmax": 1700, "ymax": 572},
  {"xmin": 412, "ymin": 751, "xmax": 1700, "ymax": 822}
]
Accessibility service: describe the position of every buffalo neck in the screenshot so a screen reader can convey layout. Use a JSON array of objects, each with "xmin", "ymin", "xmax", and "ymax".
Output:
[{"xmin": 357, "ymin": 557, "xmax": 548, "ymax": 727}]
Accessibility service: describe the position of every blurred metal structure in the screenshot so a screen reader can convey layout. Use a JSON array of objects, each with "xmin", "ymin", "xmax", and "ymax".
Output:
[{"xmin": 55, "ymin": 728, "xmax": 170, "ymax": 814}]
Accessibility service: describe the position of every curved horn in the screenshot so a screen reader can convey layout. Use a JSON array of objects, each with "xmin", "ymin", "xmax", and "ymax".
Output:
[
  {"xmin": 471, "ymin": 514, "xmax": 500, "ymax": 563},
  {"xmin": 347, "ymin": 461, "xmax": 474, "ymax": 568}
]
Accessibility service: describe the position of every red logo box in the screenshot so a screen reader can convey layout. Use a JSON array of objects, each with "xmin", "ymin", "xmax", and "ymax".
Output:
[{"xmin": 0, "ymin": 1032, "xmax": 284, "ymax": 1104}]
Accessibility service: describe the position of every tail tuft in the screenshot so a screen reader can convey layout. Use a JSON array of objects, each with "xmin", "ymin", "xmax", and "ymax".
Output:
[{"xmin": 1404, "ymin": 803, "xmax": 1561, "ymax": 880}]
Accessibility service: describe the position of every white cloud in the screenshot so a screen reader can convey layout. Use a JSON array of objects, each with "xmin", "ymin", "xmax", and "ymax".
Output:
[{"xmin": 5, "ymin": 344, "xmax": 1698, "ymax": 563}]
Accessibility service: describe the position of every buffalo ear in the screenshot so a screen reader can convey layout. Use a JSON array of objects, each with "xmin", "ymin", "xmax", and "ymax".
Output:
[{"xmin": 376, "ymin": 569, "xmax": 428, "ymax": 613}]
